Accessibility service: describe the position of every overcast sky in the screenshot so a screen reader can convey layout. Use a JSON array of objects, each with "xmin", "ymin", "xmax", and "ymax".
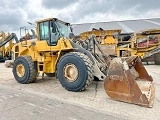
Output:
[{"xmin": 0, "ymin": 0, "xmax": 160, "ymax": 37}]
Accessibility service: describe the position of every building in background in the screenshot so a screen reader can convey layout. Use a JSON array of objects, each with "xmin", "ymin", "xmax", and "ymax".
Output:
[{"xmin": 72, "ymin": 18, "xmax": 160, "ymax": 35}]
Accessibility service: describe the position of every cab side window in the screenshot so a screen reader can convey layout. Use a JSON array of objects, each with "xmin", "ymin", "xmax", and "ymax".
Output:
[{"xmin": 39, "ymin": 21, "xmax": 50, "ymax": 42}]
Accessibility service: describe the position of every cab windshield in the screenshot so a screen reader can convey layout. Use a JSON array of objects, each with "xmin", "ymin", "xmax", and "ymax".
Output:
[{"xmin": 55, "ymin": 20, "xmax": 71, "ymax": 38}]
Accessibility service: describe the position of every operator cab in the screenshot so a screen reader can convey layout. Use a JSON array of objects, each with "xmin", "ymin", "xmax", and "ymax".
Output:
[{"xmin": 38, "ymin": 18, "xmax": 72, "ymax": 46}]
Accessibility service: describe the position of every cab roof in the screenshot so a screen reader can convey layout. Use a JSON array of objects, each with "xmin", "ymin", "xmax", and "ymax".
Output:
[{"xmin": 36, "ymin": 18, "xmax": 70, "ymax": 25}]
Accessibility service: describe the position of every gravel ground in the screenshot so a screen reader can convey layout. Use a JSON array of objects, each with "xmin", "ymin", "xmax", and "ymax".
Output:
[{"xmin": 0, "ymin": 62, "xmax": 160, "ymax": 120}]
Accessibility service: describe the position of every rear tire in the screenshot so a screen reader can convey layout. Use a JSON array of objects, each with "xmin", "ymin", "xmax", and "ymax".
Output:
[
  {"xmin": 57, "ymin": 52, "xmax": 94, "ymax": 92},
  {"xmin": 13, "ymin": 56, "xmax": 37, "ymax": 84},
  {"xmin": 154, "ymin": 53, "xmax": 160, "ymax": 65}
]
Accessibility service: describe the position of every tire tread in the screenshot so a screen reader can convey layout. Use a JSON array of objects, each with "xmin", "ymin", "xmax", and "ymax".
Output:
[{"xmin": 57, "ymin": 52, "xmax": 94, "ymax": 91}]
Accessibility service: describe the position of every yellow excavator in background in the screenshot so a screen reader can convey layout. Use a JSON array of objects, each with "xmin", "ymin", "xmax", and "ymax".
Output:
[
  {"xmin": 0, "ymin": 26, "xmax": 36, "ymax": 62},
  {"xmin": 80, "ymin": 28, "xmax": 160, "ymax": 64},
  {"xmin": 10, "ymin": 18, "xmax": 155, "ymax": 107},
  {"xmin": 0, "ymin": 31, "xmax": 19, "ymax": 62}
]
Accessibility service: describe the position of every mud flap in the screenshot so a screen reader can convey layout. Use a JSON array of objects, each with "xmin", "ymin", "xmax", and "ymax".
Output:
[{"xmin": 104, "ymin": 56, "xmax": 155, "ymax": 107}]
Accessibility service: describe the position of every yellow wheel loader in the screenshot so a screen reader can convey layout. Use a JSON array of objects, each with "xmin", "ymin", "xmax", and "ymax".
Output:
[{"xmin": 11, "ymin": 18, "xmax": 155, "ymax": 107}]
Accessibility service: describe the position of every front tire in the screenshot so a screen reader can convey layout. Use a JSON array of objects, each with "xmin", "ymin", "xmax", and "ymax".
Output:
[
  {"xmin": 12, "ymin": 56, "xmax": 37, "ymax": 84},
  {"xmin": 57, "ymin": 52, "xmax": 94, "ymax": 92}
]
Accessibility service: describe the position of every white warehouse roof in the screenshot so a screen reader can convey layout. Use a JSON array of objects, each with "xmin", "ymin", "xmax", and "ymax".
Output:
[{"xmin": 72, "ymin": 18, "xmax": 160, "ymax": 35}]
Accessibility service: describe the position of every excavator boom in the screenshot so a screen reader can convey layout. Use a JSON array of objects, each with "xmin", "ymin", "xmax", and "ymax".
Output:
[{"xmin": 0, "ymin": 33, "xmax": 18, "ymax": 47}]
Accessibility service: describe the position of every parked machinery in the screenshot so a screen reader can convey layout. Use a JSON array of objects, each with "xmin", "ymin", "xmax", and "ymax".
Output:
[
  {"xmin": 10, "ymin": 18, "xmax": 155, "ymax": 107},
  {"xmin": 79, "ymin": 29, "xmax": 122, "ymax": 57},
  {"xmin": 80, "ymin": 28, "xmax": 160, "ymax": 64}
]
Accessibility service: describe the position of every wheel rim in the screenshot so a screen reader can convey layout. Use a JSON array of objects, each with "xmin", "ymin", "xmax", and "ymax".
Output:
[
  {"xmin": 16, "ymin": 64, "xmax": 25, "ymax": 77},
  {"xmin": 63, "ymin": 64, "xmax": 78, "ymax": 82}
]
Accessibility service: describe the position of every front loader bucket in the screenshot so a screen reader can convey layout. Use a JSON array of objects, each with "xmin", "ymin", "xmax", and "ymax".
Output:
[{"xmin": 104, "ymin": 56, "xmax": 155, "ymax": 107}]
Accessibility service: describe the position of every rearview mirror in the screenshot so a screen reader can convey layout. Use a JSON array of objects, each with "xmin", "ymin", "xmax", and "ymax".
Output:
[
  {"xmin": 52, "ymin": 28, "xmax": 56, "ymax": 33},
  {"xmin": 51, "ymin": 21, "xmax": 57, "ymax": 33},
  {"xmin": 70, "ymin": 27, "xmax": 73, "ymax": 32},
  {"xmin": 51, "ymin": 21, "xmax": 55, "ymax": 27}
]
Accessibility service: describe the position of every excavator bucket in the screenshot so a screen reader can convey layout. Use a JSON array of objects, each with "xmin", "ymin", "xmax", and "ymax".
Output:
[{"xmin": 104, "ymin": 56, "xmax": 155, "ymax": 107}]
